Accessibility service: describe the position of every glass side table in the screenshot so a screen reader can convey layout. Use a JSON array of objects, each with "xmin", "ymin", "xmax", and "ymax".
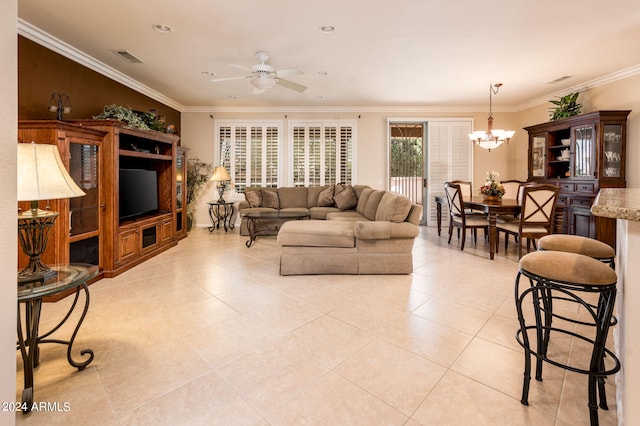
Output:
[
  {"xmin": 17, "ymin": 264, "xmax": 98, "ymax": 413},
  {"xmin": 207, "ymin": 200, "xmax": 235, "ymax": 233}
]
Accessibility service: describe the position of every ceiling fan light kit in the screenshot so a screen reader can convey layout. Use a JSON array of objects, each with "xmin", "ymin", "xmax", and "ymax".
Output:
[
  {"xmin": 211, "ymin": 51, "xmax": 307, "ymax": 94},
  {"xmin": 469, "ymin": 83, "xmax": 515, "ymax": 152}
]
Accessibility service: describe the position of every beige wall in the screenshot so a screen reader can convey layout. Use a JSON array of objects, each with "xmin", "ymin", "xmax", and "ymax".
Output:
[{"xmin": 2, "ymin": 3, "xmax": 17, "ymax": 425}]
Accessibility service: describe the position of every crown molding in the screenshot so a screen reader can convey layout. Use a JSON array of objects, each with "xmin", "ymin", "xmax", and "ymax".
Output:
[
  {"xmin": 17, "ymin": 19, "xmax": 184, "ymax": 112},
  {"xmin": 181, "ymin": 104, "xmax": 511, "ymax": 114},
  {"xmin": 515, "ymin": 64, "xmax": 640, "ymax": 111}
]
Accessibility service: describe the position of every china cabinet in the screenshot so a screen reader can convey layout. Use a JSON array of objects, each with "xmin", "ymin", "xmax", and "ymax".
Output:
[
  {"xmin": 525, "ymin": 110, "xmax": 630, "ymax": 247},
  {"xmin": 175, "ymin": 146, "xmax": 189, "ymax": 240}
]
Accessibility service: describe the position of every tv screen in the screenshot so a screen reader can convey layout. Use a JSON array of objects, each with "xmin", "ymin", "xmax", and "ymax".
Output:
[{"xmin": 119, "ymin": 169, "xmax": 159, "ymax": 220}]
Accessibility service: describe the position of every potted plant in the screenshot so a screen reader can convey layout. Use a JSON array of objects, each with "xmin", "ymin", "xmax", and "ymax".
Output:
[
  {"xmin": 185, "ymin": 157, "xmax": 213, "ymax": 231},
  {"xmin": 549, "ymin": 92, "xmax": 582, "ymax": 121}
]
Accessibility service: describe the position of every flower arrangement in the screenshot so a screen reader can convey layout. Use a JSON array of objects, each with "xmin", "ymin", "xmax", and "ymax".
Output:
[{"xmin": 480, "ymin": 171, "xmax": 505, "ymax": 198}]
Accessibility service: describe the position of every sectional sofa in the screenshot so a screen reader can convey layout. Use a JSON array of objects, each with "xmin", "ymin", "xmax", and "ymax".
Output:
[{"xmin": 237, "ymin": 184, "xmax": 422, "ymax": 275}]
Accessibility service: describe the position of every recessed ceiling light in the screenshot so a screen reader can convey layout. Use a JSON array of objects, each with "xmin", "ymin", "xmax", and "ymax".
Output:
[
  {"xmin": 228, "ymin": 96, "xmax": 237, "ymax": 100},
  {"xmin": 152, "ymin": 24, "xmax": 173, "ymax": 33},
  {"xmin": 319, "ymin": 25, "xmax": 335, "ymax": 33},
  {"xmin": 202, "ymin": 71, "xmax": 216, "ymax": 77},
  {"xmin": 316, "ymin": 95, "xmax": 325, "ymax": 99},
  {"xmin": 317, "ymin": 71, "xmax": 328, "ymax": 76}
]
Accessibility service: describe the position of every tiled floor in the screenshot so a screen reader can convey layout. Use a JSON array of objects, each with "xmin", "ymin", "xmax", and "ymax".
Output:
[{"xmin": 16, "ymin": 225, "xmax": 619, "ymax": 425}]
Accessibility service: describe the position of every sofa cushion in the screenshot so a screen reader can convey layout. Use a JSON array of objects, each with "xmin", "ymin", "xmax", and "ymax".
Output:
[
  {"xmin": 309, "ymin": 206, "xmax": 342, "ymax": 220},
  {"xmin": 375, "ymin": 192, "xmax": 412, "ymax": 222},
  {"xmin": 364, "ymin": 190, "xmax": 385, "ymax": 220},
  {"xmin": 307, "ymin": 185, "xmax": 329, "ymax": 207},
  {"xmin": 245, "ymin": 190, "xmax": 262, "ymax": 207},
  {"xmin": 277, "ymin": 221, "xmax": 355, "ymax": 248},
  {"xmin": 317, "ymin": 185, "xmax": 335, "ymax": 207},
  {"xmin": 333, "ymin": 184, "xmax": 358, "ymax": 210},
  {"xmin": 356, "ymin": 187, "xmax": 373, "ymax": 215},
  {"xmin": 261, "ymin": 189, "xmax": 279, "ymax": 209},
  {"xmin": 279, "ymin": 187, "xmax": 308, "ymax": 208},
  {"xmin": 326, "ymin": 211, "xmax": 367, "ymax": 221}
]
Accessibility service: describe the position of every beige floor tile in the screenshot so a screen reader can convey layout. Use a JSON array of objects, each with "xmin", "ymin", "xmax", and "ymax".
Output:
[
  {"xmin": 119, "ymin": 371, "xmax": 262, "ymax": 426},
  {"xmin": 184, "ymin": 315, "xmax": 280, "ymax": 368},
  {"xmin": 412, "ymin": 370, "xmax": 556, "ymax": 425},
  {"xmin": 557, "ymin": 371, "xmax": 618, "ymax": 426},
  {"xmin": 328, "ymin": 298, "xmax": 410, "ymax": 335},
  {"xmin": 412, "ymin": 296, "xmax": 493, "ymax": 335},
  {"xmin": 97, "ymin": 338, "xmax": 211, "ymax": 417},
  {"xmin": 380, "ymin": 314, "xmax": 473, "ymax": 368},
  {"xmin": 217, "ymin": 340, "xmax": 330, "ymax": 414},
  {"xmin": 284, "ymin": 314, "xmax": 375, "ymax": 368},
  {"xmin": 266, "ymin": 372, "xmax": 407, "ymax": 425},
  {"xmin": 451, "ymin": 337, "xmax": 566, "ymax": 418},
  {"xmin": 335, "ymin": 338, "xmax": 447, "ymax": 416}
]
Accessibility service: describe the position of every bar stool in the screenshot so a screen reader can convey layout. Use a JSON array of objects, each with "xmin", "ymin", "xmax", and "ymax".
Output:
[
  {"xmin": 538, "ymin": 234, "xmax": 615, "ymax": 268},
  {"xmin": 515, "ymin": 251, "xmax": 620, "ymax": 426}
]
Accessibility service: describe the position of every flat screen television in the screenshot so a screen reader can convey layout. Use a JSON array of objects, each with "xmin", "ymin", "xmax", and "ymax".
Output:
[{"xmin": 119, "ymin": 168, "xmax": 159, "ymax": 221}]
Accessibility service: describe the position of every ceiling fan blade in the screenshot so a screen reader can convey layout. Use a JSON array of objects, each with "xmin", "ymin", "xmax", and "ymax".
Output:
[
  {"xmin": 277, "ymin": 78, "xmax": 307, "ymax": 93},
  {"xmin": 229, "ymin": 63, "xmax": 252, "ymax": 72},
  {"xmin": 276, "ymin": 68, "xmax": 302, "ymax": 78},
  {"xmin": 211, "ymin": 75, "xmax": 250, "ymax": 82}
]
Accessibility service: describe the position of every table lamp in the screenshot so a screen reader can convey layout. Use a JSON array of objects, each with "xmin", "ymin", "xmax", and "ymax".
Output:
[
  {"xmin": 17, "ymin": 142, "xmax": 86, "ymax": 283},
  {"xmin": 210, "ymin": 166, "xmax": 231, "ymax": 203}
]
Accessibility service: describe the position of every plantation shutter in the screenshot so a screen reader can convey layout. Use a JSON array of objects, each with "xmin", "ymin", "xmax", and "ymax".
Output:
[
  {"xmin": 427, "ymin": 120, "xmax": 473, "ymax": 225},
  {"xmin": 289, "ymin": 121, "xmax": 356, "ymax": 186}
]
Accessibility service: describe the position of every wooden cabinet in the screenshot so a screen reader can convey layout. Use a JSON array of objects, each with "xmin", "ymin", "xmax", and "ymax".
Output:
[
  {"xmin": 525, "ymin": 110, "xmax": 630, "ymax": 247},
  {"xmin": 18, "ymin": 119, "xmax": 185, "ymax": 281},
  {"xmin": 18, "ymin": 120, "xmax": 107, "ymax": 274},
  {"xmin": 70, "ymin": 120, "xmax": 181, "ymax": 277}
]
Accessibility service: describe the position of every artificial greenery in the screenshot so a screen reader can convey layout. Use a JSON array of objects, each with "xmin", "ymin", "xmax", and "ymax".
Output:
[
  {"xmin": 186, "ymin": 157, "xmax": 213, "ymax": 209},
  {"xmin": 549, "ymin": 92, "xmax": 582, "ymax": 121},
  {"xmin": 94, "ymin": 104, "xmax": 166, "ymax": 131}
]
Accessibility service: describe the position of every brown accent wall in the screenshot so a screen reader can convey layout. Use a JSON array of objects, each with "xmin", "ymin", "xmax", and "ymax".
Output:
[{"xmin": 18, "ymin": 36, "xmax": 180, "ymax": 133}]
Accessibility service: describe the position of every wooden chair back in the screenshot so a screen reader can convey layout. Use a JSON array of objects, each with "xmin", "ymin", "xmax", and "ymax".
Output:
[
  {"xmin": 501, "ymin": 180, "xmax": 526, "ymax": 202},
  {"xmin": 450, "ymin": 180, "xmax": 473, "ymax": 201},
  {"xmin": 519, "ymin": 184, "xmax": 560, "ymax": 231}
]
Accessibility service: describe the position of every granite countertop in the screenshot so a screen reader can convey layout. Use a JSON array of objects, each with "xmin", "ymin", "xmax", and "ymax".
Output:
[{"xmin": 591, "ymin": 188, "xmax": 640, "ymax": 221}]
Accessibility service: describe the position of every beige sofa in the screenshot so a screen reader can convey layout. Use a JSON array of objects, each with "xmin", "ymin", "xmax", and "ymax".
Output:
[
  {"xmin": 237, "ymin": 184, "xmax": 371, "ymax": 235},
  {"xmin": 270, "ymin": 186, "xmax": 422, "ymax": 275}
]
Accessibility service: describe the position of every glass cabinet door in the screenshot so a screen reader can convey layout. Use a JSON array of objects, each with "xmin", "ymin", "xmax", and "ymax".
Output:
[
  {"xmin": 603, "ymin": 124, "xmax": 623, "ymax": 178},
  {"xmin": 69, "ymin": 142, "xmax": 99, "ymax": 236},
  {"xmin": 176, "ymin": 154, "xmax": 184, "ymax": 209},
  {"xmin": 573, "ymin": 126, "xmax": 594, "ymax": 178}
]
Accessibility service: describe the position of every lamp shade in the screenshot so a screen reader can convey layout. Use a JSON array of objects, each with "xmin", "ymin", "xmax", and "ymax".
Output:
[
  {"xmin": 17, "ymin": 142, "xmax": 85, "ymax": 201},
  {"xmin": 210, "ymin": 166, "xmax": 231, "ymax": 182},
  {"xmin": 250, "ymin": 75, "xmax": 277, "ymax": 91}
]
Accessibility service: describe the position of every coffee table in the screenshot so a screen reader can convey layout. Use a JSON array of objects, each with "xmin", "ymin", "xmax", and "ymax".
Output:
[{"xmin": 243, "ymin": 210, "xmax": 310, "ymax": 247}]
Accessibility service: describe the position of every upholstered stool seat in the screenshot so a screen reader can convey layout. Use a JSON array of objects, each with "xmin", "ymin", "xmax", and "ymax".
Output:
[
  {"xmin": 538, "ymin": 234, "xmax": 615, "ymax": 267},
  {"xmin": 515, "ymin": 251, "xmax": 620, "ymax": 426}
]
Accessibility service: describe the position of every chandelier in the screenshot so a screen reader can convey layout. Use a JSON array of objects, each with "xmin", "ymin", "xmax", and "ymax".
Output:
[{"xmin": 469, "ymin": 83, "xmax": 515, "ymax": 151}]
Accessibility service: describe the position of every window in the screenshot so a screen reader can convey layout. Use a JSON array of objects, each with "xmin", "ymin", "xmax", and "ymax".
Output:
[
  {"xmin": 289, "ymin": 121, "xmax": 355, "ymax": 186},
  {"xmin": 216, "ymin": 121, "xmax": 281, "ymax": 192}
]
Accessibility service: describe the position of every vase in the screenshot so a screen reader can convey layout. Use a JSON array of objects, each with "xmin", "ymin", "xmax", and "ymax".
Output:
[{"xmin": 482, "ymin": 195, "xmax": 501, "ymax": 202}]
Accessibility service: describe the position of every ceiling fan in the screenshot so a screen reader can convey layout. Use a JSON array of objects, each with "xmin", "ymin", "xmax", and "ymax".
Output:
[{"xmin": 211, "ymin": 51, "xmax": 307, "ymax": 94}]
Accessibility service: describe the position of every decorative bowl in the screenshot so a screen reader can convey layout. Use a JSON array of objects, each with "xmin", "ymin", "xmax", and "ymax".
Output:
[{"xmin": 561, "ymin": 139, "xmax": 570, "ymax": 146}]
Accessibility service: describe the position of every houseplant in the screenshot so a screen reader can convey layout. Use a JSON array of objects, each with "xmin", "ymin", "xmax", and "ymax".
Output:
[
  {"xmin": 186, "ymin": 157, "xmax": 213, "ymax": 231},
  {"xmin": 549, "ymin": 92, "xmax": 582, "ymax": 121},
  {"xmin": 480, "ymin": 171, "xmax": 505, "ymax": 200}
]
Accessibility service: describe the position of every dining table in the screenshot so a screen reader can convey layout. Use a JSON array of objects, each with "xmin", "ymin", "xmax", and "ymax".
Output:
[{"xmin": 435, "ymin": 195, "xmax": 521, "ymax": 260}]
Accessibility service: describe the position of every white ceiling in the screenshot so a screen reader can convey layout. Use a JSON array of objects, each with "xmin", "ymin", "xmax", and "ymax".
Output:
[{"xmin": 17, "ymin": 0, "xmax": 640, "ymax": 111}]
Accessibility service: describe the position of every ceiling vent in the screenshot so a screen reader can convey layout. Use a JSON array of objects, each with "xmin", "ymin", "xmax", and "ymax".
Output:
[{"xmin": 113, "ymin": 50, "xmax": 144, "ymax": 64}]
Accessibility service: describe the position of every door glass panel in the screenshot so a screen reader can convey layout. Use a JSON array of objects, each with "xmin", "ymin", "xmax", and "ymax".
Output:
[
  {"xmin": 573, "ymin": 126, "xmax": 593, "ymax": 178},
  {"xmin": 389, "ymin": 123, "xmax": 424, "ymax": 205},
  {"xmin": 176, "ymin": 154, "xmax": 184, "ymax": 209},
  {"xmin": 69, "ymin": 143, "xmax": 99, "ymax": 236},
  {"xmin": 603, "ymin": 124, "xmax": 622, "ymax": 177}
]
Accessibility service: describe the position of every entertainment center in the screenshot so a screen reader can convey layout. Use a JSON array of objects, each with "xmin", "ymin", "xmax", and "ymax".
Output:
[{"xmin": 17, "ymin": 119, "xmax": 186, "ymax": 282}]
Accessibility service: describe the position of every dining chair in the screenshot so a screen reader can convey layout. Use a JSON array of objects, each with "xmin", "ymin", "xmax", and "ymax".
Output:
[
  {"xmin": 451, "ymin": 180, "xmax": 483, "ymax": 215},
  {"xmin": 496, "ymin": 184, "xmax": 560, "ymax": 258},
  {"xmin": 444, "ymin": 182, "xmax": 489, "ymax": 251},
  {"xmin": 500, "ymin": 180, "xmax": 526, "ymax": 201}
]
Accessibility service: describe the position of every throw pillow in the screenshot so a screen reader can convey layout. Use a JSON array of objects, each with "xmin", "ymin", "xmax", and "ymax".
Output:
[
  {"xmin": 245, "ymin": 190, "xmax": 262, "ymax": 207},
  {"xmin": 317, "ymin": 185, "xmax": 335, "ymax": 207},
  {"xmin": 333, "ymin": 184, "xmax": 358, "ymax": 210},
  {"xmin": 261, "ymin": 189, "xmax": 280, "ymax": 209},
  {"xmin": 375, "ymin": 192, "xmax": 412, "ymax": 222}
]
